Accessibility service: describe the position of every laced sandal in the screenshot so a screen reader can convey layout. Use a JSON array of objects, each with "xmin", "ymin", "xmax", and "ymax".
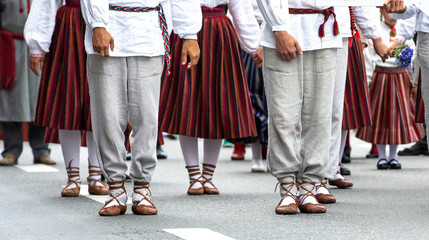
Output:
[
  {"xmin": 87, "ymin": 164, "xmax": 109, "ymax": 195},
  {"xmin": 315, "ymin": 182, "xmax": 336, "ymax": 204},
  {"xmin": 274, "ymin": 182, "xmax": 298, "ymax": 215},
  {"xmin": 99, "ymin": 181, "xmax": 127, "ymax": 216},
  {"xmin": 61, "ymin": 161, "xmax": 81, "ymax": 197},
  {"xmin": 202, "ymin": 163, "xmax": 219, "ymax": 195},
  {"xmin": 131, "ymin": 182, "xmax": 158, "ymax": 215},
  {"xmin": 298, "ymin": 182, "xmax": 326, "ymax": 213},
  {"xmin": 329, "ymin": 170, "xmax": 353, "ymax": 188},
  {"xmin": 186, "ymin": 165, "xmax": 204, "ymax": 195}
]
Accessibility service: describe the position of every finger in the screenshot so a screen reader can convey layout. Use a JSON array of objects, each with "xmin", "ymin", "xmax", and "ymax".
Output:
[
  {"xmin": 99, "ymin": 47, "xmax": 105, "ymax": 58},
  {"xmin": 181, "ymin": 49, "xmax": 188, "ymax": 66},
  {"xmin": 189, "ymin": 54, "xmax": 199, "ymax": 68},
  {"xmin": 103, "ymin": 46, "xmax": 110, "ymax": 57},
  {"xmin": 295, "ymin": 42, "xmax": 303, "ymax": 55},
  {"xmin": 30, "ymin": 63, "xmax": 39, "ymax": 76},
  {"xmin": 110, "ymin": 38, "xmax": 115, "ymax": 52},
  {"xmin": 40, "ymin": 60, "xmax": 44, "ymax": 72}
]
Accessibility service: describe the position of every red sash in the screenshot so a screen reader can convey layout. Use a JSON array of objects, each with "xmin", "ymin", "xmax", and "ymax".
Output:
[{"xmin": 0, "ymin": 30, "xmax": 23, "ymax": 89}]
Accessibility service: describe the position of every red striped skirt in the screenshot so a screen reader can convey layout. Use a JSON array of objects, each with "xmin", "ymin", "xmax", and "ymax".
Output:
[
  {"xmin": 342, "ymin": 34, "xmax": 371, "ymax": 130},
  {"xmin": 158, "ymin": 6, "xmax": 257, "ymax": 140},
  {"xmin": 356, "ymin": 66, "xmax": 424, "ymax": 144},
  {"xmin": 415, "ymin": 71, "xmax": 425, "ymax": 123},
  {"xmin": 34, "ymin": 3, "xmax": 91, "ymax": 135}
]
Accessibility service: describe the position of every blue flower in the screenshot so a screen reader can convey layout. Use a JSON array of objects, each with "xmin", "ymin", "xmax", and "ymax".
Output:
[{"xmin": 393, "ymin": 44, "xmax": 413, "ymax": 68}]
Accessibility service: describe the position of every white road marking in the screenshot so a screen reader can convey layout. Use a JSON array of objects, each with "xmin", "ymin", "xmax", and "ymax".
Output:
[
  {"xmin": 16, "ymin": 164, "xmax": 59, "ymax": 173},
  {"xmin": 79, "ymin": 185, "xmax": 132, "ymax": 204},
  {"xmin": 163, "ymin": 228, "xmax": 235, "ymax": 240}
]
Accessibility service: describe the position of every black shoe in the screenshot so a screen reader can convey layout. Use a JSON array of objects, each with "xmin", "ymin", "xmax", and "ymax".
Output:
[
  {"xmin": 388, "ymin": 159, "xmax": 402, "ymax": 169},
  {"xmin": 342, "ymin": 155, "xmax": 351, "ymax": 164},
  {"xmin": 340, "ymin": 164, "xmax": 351, "ymax": 175},
  {"xmin": 366, "ymin": 151, "xmax": 379, "ymax": 158},
  {"xmin": 126, "ymin": 151, "xmax": 132, "ymax": 161},
  {"xmin": 398, "ymin": 143, "xmax": 429, "ymax": 156},
  {"xmin": 377, "ymin": 159, "xmax": 389, "ymax": 170},
  {"xmin": 157, "ymin": 146, "xmax": 168, "ymax": 159}
]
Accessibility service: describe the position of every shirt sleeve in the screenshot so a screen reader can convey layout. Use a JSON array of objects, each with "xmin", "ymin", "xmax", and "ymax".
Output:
[
  {"xmin": 170, "ymin": 0, "xmax": 202, "ymax": 40},
  {"xmin": 390, "ymin": 5, "xmax": 418, "ymax": 20},
  {"xmin": 256, "ymin": 0, "xmax": 289, "ymax": 32},
  {"xmin": 81, "ymin": 0, "xmax": 109, "ymax": 29},
  {"xmin": 24, "ymin": 0, "xmax": 59, "ymax": 55},
  {"xmin": 229, "ymin": 0, "xmax": 260, "ymax": 54},
  {"xmin": 395, "ymin": 17, "xmax": 416, "ymax": 42},
  {"xmin": 353, "ymin": 7, "xmax": 381, "ymax": 40}
]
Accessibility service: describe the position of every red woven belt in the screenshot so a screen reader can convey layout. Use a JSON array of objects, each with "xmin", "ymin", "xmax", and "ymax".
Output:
[{"xmin": 289, "ymin": 7, "xmax": 339, "ymax": 38}]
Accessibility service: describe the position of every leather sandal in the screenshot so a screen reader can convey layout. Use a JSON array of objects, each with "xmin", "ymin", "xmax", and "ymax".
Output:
[
  {"xmin": 315, "ymin": 182, "xmax": 336, "ymax": 204},
  {"xmin": 99, "ymin": 181, "xmax": 127, "ymax": 216},
  {"xmin": 131, "ymin": 182, "xmax": 158, "ymax": 215},
  {"xmin": 87, "ymin": 165, "xmax": 109, "ymax": 195},
  {"xmin": 298, "ymin": 183, "xmax": 326, "ymax": 214},
  {"xmin": 328, "ymin": 171, "xmax": 353, "ymax": 189},
  {"xmin": 61, "ymin": 161, "xmax": 81, "ymax": 197},
  {"xmin": 186, "ymin": 165, "xmax": 204, "ymax": 195},
  {"xmin": 275, "ymin": 182, "xmax": 298, "ymax": 215},
  {"xmin": 202, "ymin": 163, "xmax": 219, "ymax": 194}
]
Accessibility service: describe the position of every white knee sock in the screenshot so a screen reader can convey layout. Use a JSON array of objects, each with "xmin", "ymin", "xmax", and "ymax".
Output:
[
  {"xmin": 377, "ymin": 144, "xmax": 387, "ymax": 160},
  {"xmin": 59, "ymin": 130, "xmax": 81, "ymax": 189},
  {"xmin": 389, "ymin": 144, "xmax": 398, "ymax": 160},
  {"xmin": 202, "ymin": 139, "xmax": 222, "ymax": 187},
  {"xmin": 251, "ymin": 140, "xmax": 262, "ymax": 161},
  {"xmin": 338, "ymin": 130, "xmax": 348, "ymax": 164},
  {"xmin": 86, "ymin": 132, "xmax": 104, "ymax": 187},
  {"xmin": 179, "ymin": 136, "xmax": 202, "ymax": 189}
]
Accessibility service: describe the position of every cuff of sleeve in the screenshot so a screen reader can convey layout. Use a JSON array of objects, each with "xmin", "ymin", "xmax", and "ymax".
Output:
[
  {"xmin": 91, "ymin": 22, "xmax": 107, "ymax": 29},
  {"xmin": 372, "ymin": 36, "xmax": 382, "ymax": 41},
  {"xmin": 394, "ymin": 37, "xmax": 405, "ymax": 43},
  {"xmin": 180, "ymin": 34, "xmax": 198, "ymax": 40},
  {"xmin": 30, "ymin": 49, "xmax": 46, "ymax": 56},
  {"xmin": 272, "ymin": 25, "xmax": 289, "ymax": 32}
]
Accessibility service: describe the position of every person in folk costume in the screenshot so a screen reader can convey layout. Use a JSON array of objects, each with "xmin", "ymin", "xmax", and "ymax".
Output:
[
  {"xmin": 229, "ymin": 0, "xmax": 268, "ymax": 172},
  {"xmin": 356, "ymin": 8, "xmax": 424, "ymax": 169},
  {"xmin": 0, "ymin": 0, "xmax": 55, "ymax": 166},
  {"xmin": 158, "ymin": 0, "xmax": 261, "ymax": 195},
  {"xmin": 81, "ymin": 0, "xmax": 201, "ymax": 216},
  {"xmin": 315, "ymin": 7, "xmax": 390, "ymax": 204},
  {"xmin": 24, "ymin": 0, "xmax": 109, "ymax": 197},
  {"xmin": 257, "ymin": 0, "xmax": 342, "ymax": 214}
]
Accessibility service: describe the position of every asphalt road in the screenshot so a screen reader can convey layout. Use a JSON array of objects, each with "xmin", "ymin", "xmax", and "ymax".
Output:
[{"xmin": 1, "ymin": 133, "xmax": 429, "ymax": 240}]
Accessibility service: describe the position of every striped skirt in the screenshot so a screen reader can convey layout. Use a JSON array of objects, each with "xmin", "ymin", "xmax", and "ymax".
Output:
[
  {"xmin": 158, "ymin": 6, "xmax": 257, "ymax": 140},
  {"xmin": 342, "ymin": 34, "xmax": 371, "ymax": 130},
  {"xmin": 356, "ymin": 66, "xmax": 424, "ymax": 144},
  {"xmin": 415, "ymin": 71, "xmax": 425, "ymax": 123},
  {"xmin": 241, "ymin": 51, "xmax": 268, "ymax": 144},
  {"xmin": 35, "ymin": 3, "xmax": 91, "ymax": 135}
]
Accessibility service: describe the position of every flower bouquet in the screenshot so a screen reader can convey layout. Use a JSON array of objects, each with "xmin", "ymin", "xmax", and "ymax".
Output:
[{"xmin": 392, "ymin": 43, "xmax": 413, "ymax": 68}]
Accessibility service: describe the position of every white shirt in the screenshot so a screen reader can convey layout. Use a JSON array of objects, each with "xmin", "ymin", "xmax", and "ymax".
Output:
[
  {"xmin": 24, "ymin": 0, "xmax": 63, "ymax": 55},
  {"xmin": 204, "ymin": 0, "xmax": 260, "ymax": 54},
  {"xmin": 256, "ymin": 0, "xmax": 342, "ymax": 51},
  {"xmin": 81, "ymin": 0, "xmax": 202, "ymax": 57},
  {"xmin": 391, "ymin": 6, "xmax": 429, "ymax": 34}
]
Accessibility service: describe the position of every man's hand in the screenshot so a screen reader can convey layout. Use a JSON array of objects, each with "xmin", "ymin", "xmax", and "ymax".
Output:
[
  {"xmin": 382, "ymin": 0, "xmax": 407, "ymax": 13},
  {"xmin": 181, "ymin": 39, "xmax": 200, "ymax": 69},
  {"xmin": 92, "ymin": 27, "xmax": 114, "ymax": 57},
  {"xmin": 29, "ymin": 56, "xmax": 44, "ymax": 76},
  {"xmin": 252, "ymin": 47, "xmax": 263, "ymax": 68},
  {"xmin": 373, "ymin": 38, "xmax": 390, "ymax": 62},
  {"xmin": 273, "ymin": 31, "xmax": 302, "ymax": 61}
]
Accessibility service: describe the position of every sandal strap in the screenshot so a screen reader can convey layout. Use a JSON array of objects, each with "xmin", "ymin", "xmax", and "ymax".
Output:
[
  {"xmin": 275, "ymin": 182, "xmax": 297, "ymax": 206},
  {"xmin": 102, "ymin": 181, "xmax": 126, "ymax": 208},
  {"xmin": 189, "ymin": 176, "xmax": 203, "ymax": 188},
  {"xmin": 298, "ymin": 182, "xmax": 316, "ymax": 205},
  {"xmin": 133, "ymin": 182, "xmax": 155, "ymax": 207},
  {"xmin": 202, "ymin": 163, "xmax": 216, "ymax": 178},
  {"xmin": 65, "ymin": 160, "xmax": 80, "ymax": 180},
  {"xmin": 186, "ymin": 165, "xmax": 201, "ymax": 178}
]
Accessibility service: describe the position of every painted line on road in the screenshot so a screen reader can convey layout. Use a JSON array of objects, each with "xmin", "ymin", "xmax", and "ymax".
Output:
[
  {"xmin": 164, "ymin": 228, "xmax": 235, "ymax": 240},
  {"xmin": 16, "ymin": 164, "xmax": 59, "ymax": 173},
  {"xmin": 80, "ymin": 185, "xmax": 132, "ymax": 204}
]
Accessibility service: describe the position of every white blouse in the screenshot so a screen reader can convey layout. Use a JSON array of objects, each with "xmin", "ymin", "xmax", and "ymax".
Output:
[
  {"xmin": 202, "ymin": 0, "xmax": 260, "ymax": 54},
  {"xmin": 81, "ymin": 0, "xmax": 202, "ymax": 57},
  {"xmin": 256, "ymin": 0, "xmax": 342, "ymax": 51}
]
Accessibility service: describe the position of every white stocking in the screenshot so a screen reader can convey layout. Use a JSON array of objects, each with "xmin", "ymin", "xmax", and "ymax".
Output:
[
  {"xmin": 86, "ymin": 132, "xmax": 104, "ymax": 187},
  {"xmin": 251, "ymin": 139, "xmax": 262, "ymax": 161},
  {"xmin": 179, "ymin": 136, "xmax": 202, "ymax": 189},
  {"xmin": 377, "ymin": 144, "xmax": 387, "ymax": 160},
  {"xmin": 389, "ymin": 144, "xmax": 398, "ymax": 160},
  {"xmin": 59, "ymin": 130, "xmax": 81, "ymax": 189}
]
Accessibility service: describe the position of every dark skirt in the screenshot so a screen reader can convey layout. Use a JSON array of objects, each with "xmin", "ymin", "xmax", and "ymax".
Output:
[
  {"xmin": 158, "ymin": 6, "xmax": 257, "ymax": 140},
  {"xmin": 342, "ymin": 34, "xmax": 372, "ymax": 130},
  {"xmin": 35, "ymin": 2, "xmax": 91, "ymax": 135},
  {"xmin": 356, "ymin": 66, "xmax": 424, "ymax": 144}
]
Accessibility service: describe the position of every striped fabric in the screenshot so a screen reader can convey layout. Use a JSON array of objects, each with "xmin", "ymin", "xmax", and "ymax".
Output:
[
  {"xmin": 241, "ymin": 51, "xmax": 268, "ymax": 144},
  {"xmin": 415, "ymin": 71, "xmax": 425, "ymax": 123},
  {"xmin": 158, "ymin": 6, "xmax": 257, "ymax": 140},
  {"xmin": 356, "ymin": 66, "xmax": 424, "ymax": 144},
  {"xmin": 289, "ymin": 7, "xmax": 339, "ymax": 38},
  {"xmin": 35, "ymin": 3, "xmax": 91, "ymax": 135},
  {"xmin": 342, "ymin": 33, "xmax": 371, "ymax": 130}
]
